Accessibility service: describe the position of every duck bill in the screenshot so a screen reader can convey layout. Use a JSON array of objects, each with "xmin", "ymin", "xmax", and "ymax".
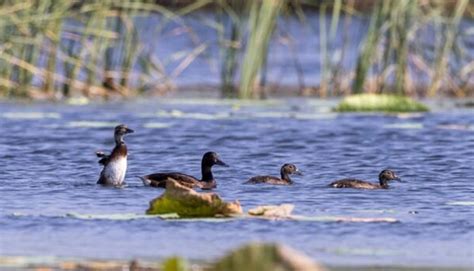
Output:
[
  {"xmin": 393, "ymin": 176, "xmax": 403, "ymax": 182},
  {"xmin": 294, "ymin": 169, "xmax": 303, "ymax": 176},
  {"xmin": 125, "ymin": 128, "xmax": 134, "ymax": 134},
  {"xmin": 216, "ymin": 159, "xmax": 229, "ymax": 167}
]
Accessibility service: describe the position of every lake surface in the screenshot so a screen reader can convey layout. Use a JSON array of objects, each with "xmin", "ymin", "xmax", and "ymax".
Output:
[{"xmin": 0, "ymin": 99, "xmax": 473, "ymax": 268}]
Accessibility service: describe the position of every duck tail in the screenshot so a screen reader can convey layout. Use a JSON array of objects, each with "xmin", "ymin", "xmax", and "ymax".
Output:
[{"xmin": 137, "ymin": 176, "xmax": 151, "ymax": 186}]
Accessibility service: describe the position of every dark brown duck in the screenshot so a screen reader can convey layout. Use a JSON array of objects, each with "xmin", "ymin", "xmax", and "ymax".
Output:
[
  {"xmin": 96, "ymin": 124, "xmax": 134, "ymax": 186},
  {"xmin": 139, "ymin": 151, "xmax": 228, "ymax": 190},
  {"xmin": 329, "ymin": 169, "xmax": 401, "ymax": 189},
  {"xmin": 244, "ymin": 163, "xmax": 302, "ymax": 185}
]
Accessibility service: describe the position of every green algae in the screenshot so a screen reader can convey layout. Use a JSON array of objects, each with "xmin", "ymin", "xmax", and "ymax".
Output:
[
  {"xmin": 334, "ymin": 94, "xmax": 429, "ymax": 113},
  {"xmin": 147, "ymin": 194, "xmax": 227, "ymax": 218},
  {"xmin": 162, "ymin": 257, "xmax": 188, "ymax": 271}
]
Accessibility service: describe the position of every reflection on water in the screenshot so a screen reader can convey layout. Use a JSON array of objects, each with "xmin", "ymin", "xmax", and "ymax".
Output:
[{"xmin": 0, "ymin": 99, "xmax": 473, "ymax": 267}]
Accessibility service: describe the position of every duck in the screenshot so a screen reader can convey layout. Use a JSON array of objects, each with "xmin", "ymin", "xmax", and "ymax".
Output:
[
  {"xmin": 328, "ymin": 169, "xmax": 401, "ymax": 189},
  {"xmin": 96, "ymin": 124, "xmax": 134, "ymax": 186},
  {"xmin": 244, "ymin": 164, "xmax": 302, "ymax": 185},
  {"xmin": 139, "ymin": 152, "xmax": 228, "ymax": 190}
]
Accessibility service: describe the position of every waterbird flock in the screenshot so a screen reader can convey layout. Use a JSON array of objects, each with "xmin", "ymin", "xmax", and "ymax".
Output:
[{"xmin": 97, "ymin": 124, "xmax": 402, "ymax": 189}]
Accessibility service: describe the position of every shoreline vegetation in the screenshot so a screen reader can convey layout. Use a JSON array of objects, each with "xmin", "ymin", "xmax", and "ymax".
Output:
[
  {"xmin": 0, "ymin": 0, "xmax": 473, "ymax": 101},
  {"xmin": 0, "ymin": 245, "xmax": 470, "ymax": 271}
]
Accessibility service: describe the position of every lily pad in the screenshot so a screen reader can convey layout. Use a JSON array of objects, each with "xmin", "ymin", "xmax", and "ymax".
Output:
[
  {"xmin": 146, "ymin": 179, "xmax": 243, "ymax": 218},
  {"xmin": 334, "ymin": 94, "xmax": 429, "ymax": 113}
]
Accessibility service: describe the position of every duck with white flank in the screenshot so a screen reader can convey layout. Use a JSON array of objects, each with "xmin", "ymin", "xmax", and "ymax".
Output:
[
  {"xmin": 139, "ymin": 152, "xmax": 228, "ymax": 190},
  {"xmin": 244, "ymin": 164, "xmax": 302, "ymax": 185},
  {"xmin": 329, "ymin": 169, "xmax": 402, "ymax": 189},
  {"xmin": 96, "ymin": 124, "xmax": 134, "ymax": 186}
]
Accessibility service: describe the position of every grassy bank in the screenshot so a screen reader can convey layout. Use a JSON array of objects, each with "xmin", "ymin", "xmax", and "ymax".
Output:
[{"xmin": 0, "ymin": 0, "xmax": 472, "ymax": 100}]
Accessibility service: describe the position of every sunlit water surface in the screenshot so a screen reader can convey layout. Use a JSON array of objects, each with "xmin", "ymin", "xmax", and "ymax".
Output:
[{"xmin": 0, "ymin": 99, "xmax": 473, "ymax": 268}]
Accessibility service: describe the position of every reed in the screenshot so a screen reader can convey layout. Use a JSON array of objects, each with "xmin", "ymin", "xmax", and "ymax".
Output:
[
  {"xmin": 0, "ymin": 0, "xmax": 472, "ymax": 100},
  {"xmin": 0, "ymin": 0, "xmax": 175, "ymax": 99},
  {"xmin": 238, "ymin": 0, "xmax": 284, "ymax": 99}
]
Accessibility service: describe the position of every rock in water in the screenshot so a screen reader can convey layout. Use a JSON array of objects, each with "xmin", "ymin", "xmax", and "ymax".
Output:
[
  {"xmin": 146, "ymin": 178, "xmax": 242, "ymax": 218},
  {"xmin": 210, "ymin": 243, "xmax": 326, "ymax": 271}
]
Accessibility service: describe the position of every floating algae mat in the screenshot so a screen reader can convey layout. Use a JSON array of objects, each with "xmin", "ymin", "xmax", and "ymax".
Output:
[
  {"xmin": 334, "ymin": 94, "xmax": 429, "ymax": 113},
  {"xmin": 10, "ymin": 205, "xmax": 398, "ymax": 223}
]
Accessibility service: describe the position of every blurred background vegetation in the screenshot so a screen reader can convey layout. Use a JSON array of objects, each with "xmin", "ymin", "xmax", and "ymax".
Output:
[{"xmin": 0, "ymin": 0, "xmax": 473, "ymax": 100}]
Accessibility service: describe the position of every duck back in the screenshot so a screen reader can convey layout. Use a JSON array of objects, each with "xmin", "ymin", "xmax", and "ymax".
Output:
[
  {"xmin": 141, "ymin": 172, "xmax": 200, "ymax": 188},
  {"xmin": 329, "ymin": 179, "xmax": 382, "ymax": 189},
  {"xmin": 245, "ymin": 176, "xmax": 290, "ymax": 185}
]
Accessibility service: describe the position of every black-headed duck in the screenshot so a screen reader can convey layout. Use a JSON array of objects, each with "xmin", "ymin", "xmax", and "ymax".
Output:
[
  {"xmin": 329, "ymin": 169, "xmax": 401, "ymax": 189},
  {"xmin": 96, "ymin": 124, "xmax": 134, "ymax": 186},
  {"xmin": 244, "ymin": 163, "xmax": 302, "ymax": 185},
  {"xmin": 140, "ymin": 151, "xmax": 228, "ymax": 190}
]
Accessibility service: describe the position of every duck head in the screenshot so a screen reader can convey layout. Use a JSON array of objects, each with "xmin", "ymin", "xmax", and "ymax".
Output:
[
  {"xmin": 378, "ymin": 169, "xmax": 401, "ymax": 186},
  {"xmin": 202, "ymin": 151, "xmax": 228, "ymax": 168},
  {"xmin": 114, "ymin": 124, "xmax": 134, "ymax": 144},
  {"xmin": 200, "ymin": 151, "xmax": 228, "ymax": 183},
  {"xmin": 280, "ymin": 163, "xmax": 302, "ymax": 182}
]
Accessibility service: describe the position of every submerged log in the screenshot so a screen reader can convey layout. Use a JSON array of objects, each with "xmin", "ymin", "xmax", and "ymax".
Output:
[{"xmin": 146, "ymin": 179, "xmax": 242, "ymax": 218}]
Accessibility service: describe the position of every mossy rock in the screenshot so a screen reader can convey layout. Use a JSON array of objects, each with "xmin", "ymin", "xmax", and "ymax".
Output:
[
  {"xmin": 162, "ymin": 257, "xmax": 188, "ymax": 271},
  {"xmin": 209, "ymin": 243, "xmax": 326, "ymax": 271},
  {"xmin": 146, "ymin": 179, "xmax": 242, "ymax": 218},
  {"xmin": 334, "ymin": 94, "xmax": 429, "ymax": 113}
]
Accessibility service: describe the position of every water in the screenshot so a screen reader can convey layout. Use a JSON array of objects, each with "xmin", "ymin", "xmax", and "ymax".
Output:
[{"xmin": 0, "ymin": 99, "xmax": 473, "ymax": 268}]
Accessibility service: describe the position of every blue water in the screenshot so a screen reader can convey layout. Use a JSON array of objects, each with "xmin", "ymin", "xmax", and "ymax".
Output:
[{"xmin": 0, "ymin": 99, "xmax": 473, "ymax": 268}]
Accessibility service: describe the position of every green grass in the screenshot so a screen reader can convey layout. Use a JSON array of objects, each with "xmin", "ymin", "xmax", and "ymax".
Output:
[{"xmin": 334, "ymin": 94, "xmax": 429, "ymax": 112}]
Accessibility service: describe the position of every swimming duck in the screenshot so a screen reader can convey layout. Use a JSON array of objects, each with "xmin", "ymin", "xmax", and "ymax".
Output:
[
  {"xmin": 329, "ymin": 169, "xmax": 401, "ymax": 189},
  {"xmin": 244, "ymin": 164, "xmax": 302, "ymax": 185},
  {"xmin": 96, "ymin": 124, "xmax": 134, "ymax": 186},
  {"xmin": 139, "ymin": 152, "xmax": 228, "ymax": 190}
]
